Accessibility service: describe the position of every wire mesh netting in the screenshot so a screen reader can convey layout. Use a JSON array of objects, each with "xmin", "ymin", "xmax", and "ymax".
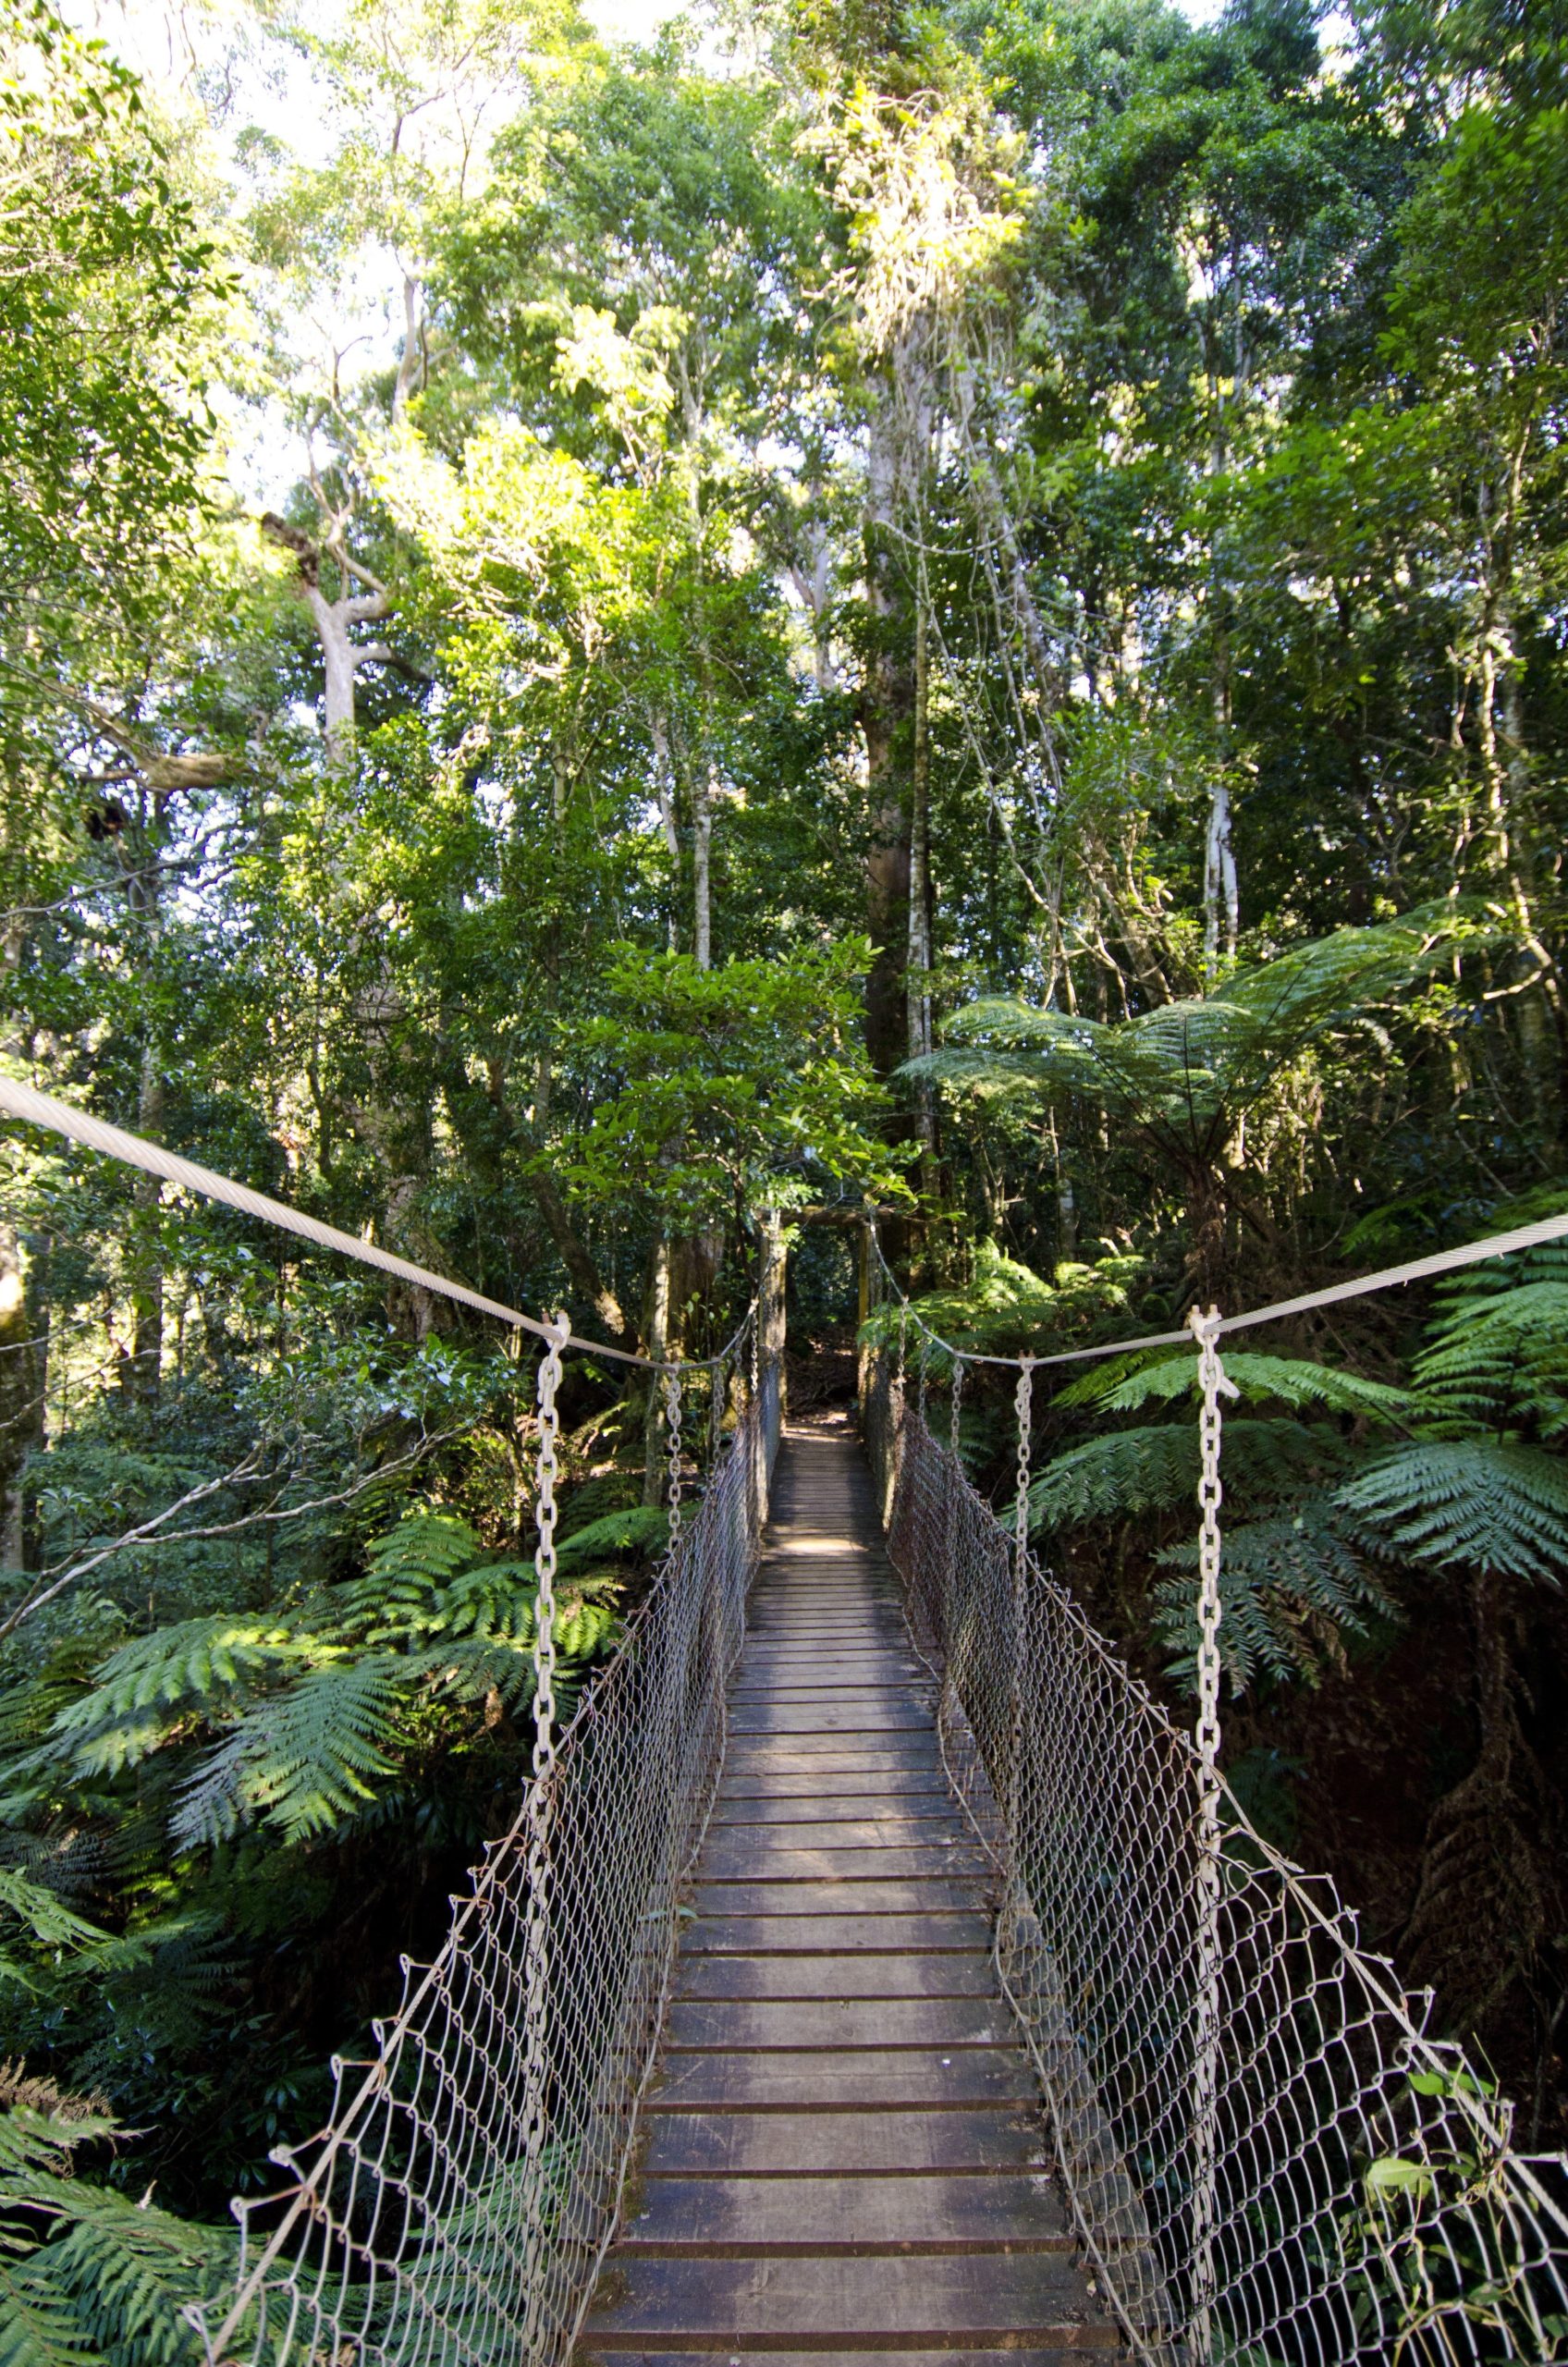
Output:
[
  {"xmin": 861, "ymin": 1339, "xmax": 1568, "ymax": 2367},
  {"xmin": 194, "ymin": 1347, "xmax": 780, "ymax": 2367}
]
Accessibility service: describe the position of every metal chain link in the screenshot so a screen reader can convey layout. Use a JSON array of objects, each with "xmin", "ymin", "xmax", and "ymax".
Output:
[
  {"xmin": 663, "ymin": 1361, "xmax": 684, "ymax": 1551},
  {"xmin": 1187, "ymin": 1303, "xmax": 1238, "ymax": 2362},
  {"xmin": 520, "ymin": 1308, "xmax": 570, "ymax": 2354},
  {"xmin": 1005, "ymin": 1356, "xmax": 1035, "ymax": 1863},
  {"xmin": 917, "ymin": 1335, "xmax": 929, "ymax": 1426},
  {"xmin": 896, "ymin": 1301, "xmax": 909, "ymax": 1387},
  {"xmin": 1012, "ymin": 1358, "xmax": 1035, "ymax": 1582},
  {"xmin": 949, "ymin": 1354, "xmax": 964, "ymax": 1462},
  {"xmin": 530, "ymin": 1311, "xmax": 570, "ymax": 1777},
  {"xmin": 709, "ymin": 1353, "xmax": 725, "ymax": 1468}
]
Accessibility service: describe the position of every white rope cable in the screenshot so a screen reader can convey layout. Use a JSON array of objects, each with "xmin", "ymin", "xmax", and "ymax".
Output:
[{"xmin": 0, "ymin": 1076, "xmax": 756, "ymax": 1373}]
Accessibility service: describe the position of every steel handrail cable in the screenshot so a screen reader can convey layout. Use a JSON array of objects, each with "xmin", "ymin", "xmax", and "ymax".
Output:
[{"xmin": 0, "ymin": 1076, "xmax": 758, "ymax": 1373}]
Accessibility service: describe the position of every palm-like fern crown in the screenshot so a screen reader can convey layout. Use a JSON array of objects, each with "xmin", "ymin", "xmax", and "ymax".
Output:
[{"xmin": 913, "ymin": 905, "xmax": 1484, "ymax": 1159}]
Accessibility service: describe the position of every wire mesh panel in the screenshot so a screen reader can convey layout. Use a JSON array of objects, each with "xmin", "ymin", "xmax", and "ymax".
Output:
[
  {"xmin": 863, "ymin": 1347, "xmax": 1568, "ymax": 2367},
  {"xmin": 196, "ymin": 1355, "xmax": 780, "ymax": 2367}
]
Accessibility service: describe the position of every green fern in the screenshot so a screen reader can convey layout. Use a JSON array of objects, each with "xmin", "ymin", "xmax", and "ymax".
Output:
[
  {"xmin": 555, "ymin": 1506, "xmax": 668, "ymax": 1572},
  {"xmin": 0, "ymin": 2076, "xmax": 234, "ymax": 2367},
  {"xmin": 916, "ymin": 906, "xmax": 1485, "ymax": 1159},
  {"xmin": 43, "ymin": 1622, "xmax": 302, "ymax": 1781},
  {"xmin": 1029, "ymin": 1418, "xmax": 1357, "ymax": 1531},
  {"xmin": 0, "ymin": 1871, "xmax": 104, "ymax": 1993},
  {"xmin": 1414, "ymin": 1280, "xmax": 1568, "ymax": 1438},
  {"xmin": 1337, "ymin": 1441, "xmax": 1568, "ymax": 1582},
  {"xmin": 170, "ymin": 1657, "xmax": 407, "ymax": 1847},
  {"xmin": 1155, "ymin": 1495, "xmax": 1393, "ymax": 1691},
  {"xmin": 861, "ymin": 1241, "xmax": 1148, "ymax": 1364},
  {"xmin": 1060, "ymin": 1349, "xmax": 1411, "ymax": 1421}
]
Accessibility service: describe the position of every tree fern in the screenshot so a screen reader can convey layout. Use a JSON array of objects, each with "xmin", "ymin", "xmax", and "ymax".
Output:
[
  {"xmin": 1155, "ymin": 1495, "xmax": 1393, "ymax": 1692},
  {"xmin": 170, "ymin": 1656, "xmax": 408, "ymax": 1847},
  {"xmin": 861, "ymin": 1241, "xmax": 1146, "ymax": 1363},
  {"xmin": 43, "ymin": 1622, "xmax": 301, "ymax": 1781},
  {"xmin": 1337, "ymin": 1441, "xmax": 1568, "ymax": 1583},
  {"xmin": 1029, "ymin": 1417, "xmax": 1358, "ymax": 1530},
  {"xmin": 1414, "ymin": 1280, "xmax": 1568, "ymax": 1437},
  {"xmin": 916, "ymin": 906, "xmax": 1483, "ymax": 1159},
  {"xmin": 1058, "ymin": 1349, "xmax": 1411, "ymax": 1420},
  {"xmin": 0, "ymin": 2076, "xmax": 234, "ymax": 2367}
]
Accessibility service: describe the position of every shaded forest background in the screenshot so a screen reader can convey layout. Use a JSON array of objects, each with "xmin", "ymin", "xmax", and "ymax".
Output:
[{"xmin": 3, "ymin": 0, "xmax": 1568, "ymax": 2336}]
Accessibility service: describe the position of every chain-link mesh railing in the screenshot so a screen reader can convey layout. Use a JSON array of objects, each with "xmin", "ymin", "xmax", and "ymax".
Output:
[
  {"xmin": 862, "ymin": 1340, "xmax": 1568, "ymax": 2367},
  {"xmin": 196, "ymin": 1337, "xmax": 780, "ymax": 2367}
]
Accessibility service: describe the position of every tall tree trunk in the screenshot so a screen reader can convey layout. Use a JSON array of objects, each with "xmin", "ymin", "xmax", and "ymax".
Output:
[
  {"xmin": 692, "ymin": 760, "xmax": 713, "ymax": 971},
  {"xmin": 906, "ymin": 590, "xmax": 939, "ymax": 1251},
  {"xmin": 862, "ymin": 378, "xmax": 913, "ymax": 1082}
]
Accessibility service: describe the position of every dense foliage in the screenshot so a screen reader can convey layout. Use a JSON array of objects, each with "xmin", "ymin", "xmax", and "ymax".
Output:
[{"xmin": 3, "ymin": 0, "xmax": 1568, "ymax": 2346}]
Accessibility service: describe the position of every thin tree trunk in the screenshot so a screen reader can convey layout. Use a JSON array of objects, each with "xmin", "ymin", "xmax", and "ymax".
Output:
[
  {"xmin": 0, "ymin": 1223, "xmax": 32, "ymax": 1571},
  {"xmin": 907, "ymin": 591, "xmax": 939, "ymax": 1236},
  {"xmin": 862, "ymin": 378, "xmax": 913, "ymax": 1082},
  {"xmin": 642, "ymin": 1235, "xmax": 673, "ymax": 1507}
]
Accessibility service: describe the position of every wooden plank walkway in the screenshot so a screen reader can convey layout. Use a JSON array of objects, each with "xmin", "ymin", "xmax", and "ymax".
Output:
[{"xmin": 582, "ymin": 1415, "xmax": 1121, "ymax": 2364}]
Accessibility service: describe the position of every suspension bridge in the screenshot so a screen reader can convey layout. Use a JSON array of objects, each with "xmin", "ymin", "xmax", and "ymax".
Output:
[{"xmin": 4, "ymin": 1073, "xmax": 1568, "ymax": 2366}]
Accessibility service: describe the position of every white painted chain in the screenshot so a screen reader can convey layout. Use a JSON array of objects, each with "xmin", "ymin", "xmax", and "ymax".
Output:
[
  {"xmin": 749, "ymin": 1307, "xmax": 759, "ymax": 1398},
  {"xmin": 664, "ymin": 1362, "xmax": 684, "ymax": 1551},
  {"xmin": 1013, "ymin": 1358, "xmax": 1035, "ymax": 1580},
  {"xmin": 917, "ymin": 1337, "xmax": 930, "ymax": 1427},
  {"xmin": 1005, "ymin": 1356, "xmax": 1036, "ymax": 1866},
  {"xmin": 530, "ymin": 1310, "xmax": 570, "ymax": 1779},
  {"xmin": 949, "ymin": 1355, "xmax": 964, "ymax": 1462},
  {"xmin": 709, "ymin": 1354, "xmax": 725, "ymax": 1466},
  {"xmin": 521, "ymin": 1306, "xmax": 570, "ymax": 2352},
  {"xmin": 896, "ymin": 1302, "xmax": 908, "ymax": 1387},
  {"xmin": 1186, "ymin": 1302, "xmax": 1237, "ymax": 2361},
  {"xmin": 1188, "ymin": 1306, "xmax": 1237, "ymax": 1771}
]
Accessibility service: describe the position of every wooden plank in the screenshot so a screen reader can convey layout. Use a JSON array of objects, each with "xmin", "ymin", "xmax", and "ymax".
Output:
[
  {"xmin": 675, "ymin": 1953, "xmax": 995, "ymax": 2001},
  {"xmin": 582, "ymin": 2254, "xmax": 1113, "ymax": 2344},
  {"xmin": 698, "ymin": 1846, "xmax": 986, "ymax": 1883},
  {"xmin": 684, "ymin": 1913, "xmax": 992, "ymax": 1954},
  {"xmin": 638, "ymin": 2105, "xmax": 1049, "ymax": 2177},
  {"xmin": 665, "ymin": 1997, "xmax": 1018, "ymax": 2049},
  {"xmin": 621, "ymin": 2170, "xmax": 1071, "ymax": 2255},
  {"xmin": 645, "ymin": 2047, "xmax": 1034, "ymax": 2111},
  {"xmin": 580, "ymin": 2350, "xmax": 1108, "ymax": 2365},
  {"xmin": 691, "ymin": 1879, "xmax": 990, "ymax": 1916},
  {"xmin": 706, "ymin": 1813, "xmax": 962, "ymax": 1841},
  {"xmin": 713, "ymin": 1774, "xmax": 951, "ymax": 1801}
]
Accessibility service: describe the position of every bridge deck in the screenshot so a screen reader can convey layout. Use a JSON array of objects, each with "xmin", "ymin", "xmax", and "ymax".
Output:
[{"xmin": 582, "ymin": 1415, "xmax": 1121, "ymax": 2363}]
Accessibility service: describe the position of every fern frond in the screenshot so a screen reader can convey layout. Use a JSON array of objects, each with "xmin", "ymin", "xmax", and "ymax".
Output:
[
  {"xmin": 43, "ymin": 1621, "xmax": 302, "ymax": 1782},
  {"xmin": 1029, "ymin": 1418, "xmax": 1356, "ymax": 1531},
  {"xmin": 1073, "ymin": 1350, "xmax": 1411, "ymax": 1421},
  {"xmin": 0, "ymin": 1871, "xmax": 104, "ymax": 1989},
  {"xmin": 0, "ymin": 2182, "xmax": 233, "ymax": 2367},
  {"xmin": 171, "ymin": 1658, "xmax": 405, "ymax": 1848},
  {"xmin": 1414, "ymin": 1280, "xmax": 1568, "ymax": 1436},
  {"xmin": 1337, "ymin": 1441, "xmax": 1568, "ymax": 1581},
  {"xmin": 1155, "ymin": 1496, "xmax": 1394, "ymax": 1692},
  {"xmin": 861, "ymin": 1241, "xmax": 1148, "ymax": 1363},
  {"xmin": 555, "ymin": 1508, "xmax": 667, "ymax": 1572},
  {"xmin": 928, "ymin": 909, "xmax": 1487, "ymax": 1147},
  {"xmin": 363, "ymin": 1511, "xmax": 482, "ymax": 1583}
]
